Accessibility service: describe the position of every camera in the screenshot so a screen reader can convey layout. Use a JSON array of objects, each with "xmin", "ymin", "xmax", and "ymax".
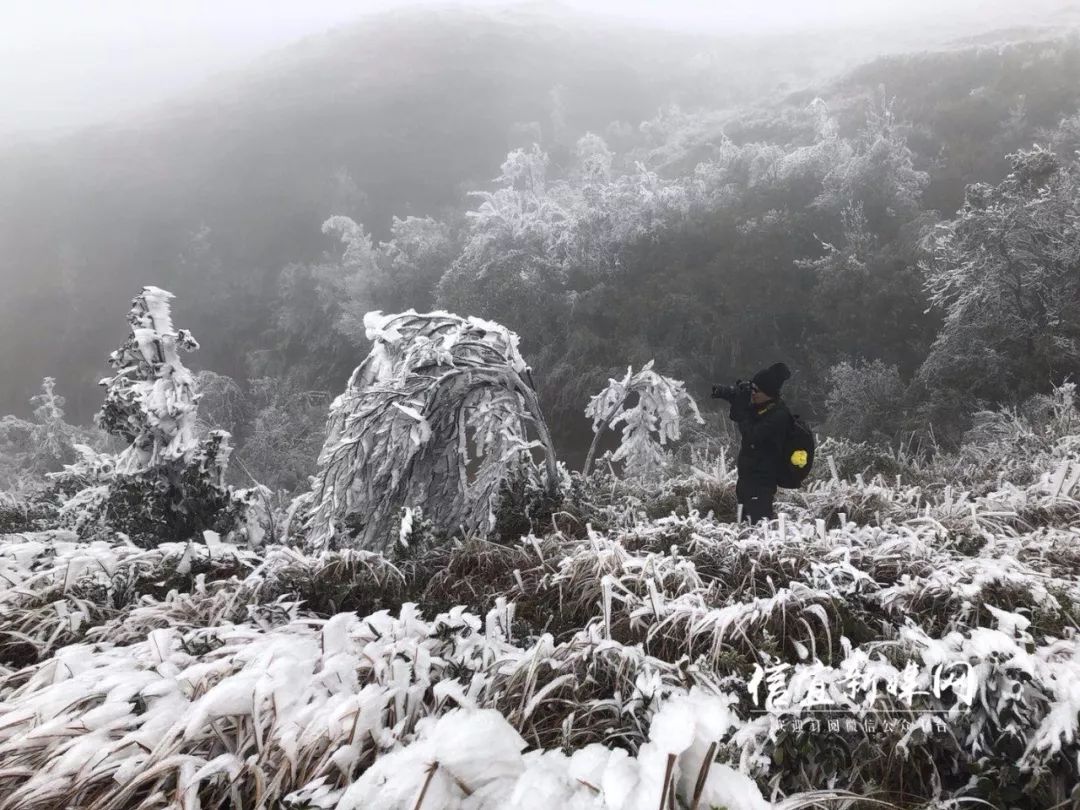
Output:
[{"xmin": 711, "ymin": 379, "xmax": 752, "ymax": 402}]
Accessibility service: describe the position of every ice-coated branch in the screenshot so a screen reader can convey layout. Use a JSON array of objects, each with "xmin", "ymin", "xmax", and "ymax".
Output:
[{"xmin": 583, "ymin": 361, "xmax": 703, "ymax": 479}]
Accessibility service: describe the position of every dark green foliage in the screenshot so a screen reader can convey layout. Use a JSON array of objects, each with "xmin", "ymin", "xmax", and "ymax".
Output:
[
  {"xmin": 0, "ymin": 493, "xmax": 58, "ymax": 535},
  {"xmin": 83, "ymin": 464, "xmax": 250, "ymax": 549},
  {"xmin": 491, "ymin": 471, "xmax": 569, "ymax": 545}
]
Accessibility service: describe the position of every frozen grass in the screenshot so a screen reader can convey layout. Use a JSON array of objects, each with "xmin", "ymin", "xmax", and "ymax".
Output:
[{"xmin": 1, "ymin": 404, "xmax": 1079, "ymax": 808}]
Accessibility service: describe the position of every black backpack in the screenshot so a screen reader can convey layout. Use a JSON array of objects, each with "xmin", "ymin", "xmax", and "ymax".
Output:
[{"xmin": 777, "ymin": 413, "xmax": 815, "ymax": 489}]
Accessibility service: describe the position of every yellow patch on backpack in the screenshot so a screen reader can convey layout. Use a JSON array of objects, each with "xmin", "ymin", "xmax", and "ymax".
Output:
[{"xmin": 790, "ymin": 449, "xmax": 808, "ymax": 468}]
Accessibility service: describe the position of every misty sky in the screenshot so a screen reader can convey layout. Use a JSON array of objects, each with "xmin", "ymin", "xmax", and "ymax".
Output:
[{"xmin": 2, "ymin": 0, "xmax": 1073, "ymax": 140}]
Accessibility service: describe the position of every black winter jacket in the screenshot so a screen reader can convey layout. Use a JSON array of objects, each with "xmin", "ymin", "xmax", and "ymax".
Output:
[{"xmin": 729, "ymin": 397, "xmax": 791, "ymax": 488}]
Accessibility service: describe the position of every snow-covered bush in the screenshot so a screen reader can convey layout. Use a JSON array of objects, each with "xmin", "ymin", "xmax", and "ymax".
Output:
[
  {"xmin": 0, "ymin": 380, "xmax": 95, "ymax": 532},
  {"xmin": 55, "ymin": 287, "xmax": 252, "ymax": 546},
  {"xmin": 192, "ymin": 369, "xmax": 247, "ymax": 438},
  {"xmin": 957, "ymin": 382, "xmax": 1079, "ymax": 483},
  {"xmin": 583, "ymin": 361, "xmax": 703, "ymax": 479},
  {"xmin": 301, "ymin": 310, "xmax": 559, "ymax": 552},
  {"xmin": 95, "ymin": 286, "xmax": 203, "ymax": 473}
]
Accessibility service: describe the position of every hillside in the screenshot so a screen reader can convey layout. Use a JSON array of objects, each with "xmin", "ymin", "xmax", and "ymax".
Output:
[
  {"xmin": 0, "ymin": 7, "xmax": 737, "ymax": 420},
  {"xmin": 2, "ymin": 383, "xmax": 1079, "ymax": 808},
  {"xmin": 3, "ymin": 5, "xmax": 1079, "ymax": 425}
]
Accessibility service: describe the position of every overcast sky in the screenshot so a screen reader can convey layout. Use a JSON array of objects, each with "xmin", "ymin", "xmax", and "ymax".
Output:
[{"xmin": 2, "ymin": 0, "xmax": 1073, "ymax": 140}]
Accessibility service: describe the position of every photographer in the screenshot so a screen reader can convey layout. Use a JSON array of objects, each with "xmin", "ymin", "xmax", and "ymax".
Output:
[{"xmin": 712, "ymin": 362, "xmax": 792, "ymax": 524}]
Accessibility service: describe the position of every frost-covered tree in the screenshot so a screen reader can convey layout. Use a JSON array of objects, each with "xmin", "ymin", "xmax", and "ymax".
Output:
[
  {"xmin": 319, "ymin": 215, "xmax": 384, "ymax": 344},
  {"xmin": 798, "ymin": 201, "xmax": 932, "ymax": 371},
  {"xmin": 58, "ymin": 287, "xmax": 250, "ymax": 545},
  {"xmin": 446, "ymin": 145, "xmax": 572, "ymax": 280},
  {"xmin": 583, "ymin": 362, "xmax": 703, "ymax": 479},
  {"xmin": 301, "ymin": 310, "xmax": 558, "ymax": 552},
  {"xmin": 241, "ymin": 378, "xmax": 329, "ymax": 495},
  {"xmin": 27, "ymin": 378, "xmax": 81, "ymax": 473},
  {"xmin": 574, "ymin": 132, "xmax": 614, "ymax": 184},
  {"xmin": 436, "ymin": 140, "xmax": 698, "ymax": 434},
  {"xmin": 823, "ymin": 359, "xmax": 907, "ymax": 445},
  {"xmin": 192, "ymin": 370, "xmax": 247, "ymax": 438},
  {"xmin": 435, "ymin": 146, "xmax": 576, "ymax": 374},
  {"xmin": 801, "ymin": 203, "xmax": 877, "ymax": 280},
  {"xmin": 379, "ymin": 215, "xmax": 457, "ymax": 311},
  {"xmin": 919, "ymin": 146, "xmax": 1080, "ymax": 409},
  {"xmin": 0, "ymin": 378, "xmax": 93, "ymax": 490},
  {"xmin": 816, "ymin": 95, "xmax": 929, "ymax": 231},
  {"xmin": 96, "ymin": 287, "xmax": 203, "ymax": 474},
  {"xmin": 281, "ymin": 214, "xmax": 459, "ymax": 355}
]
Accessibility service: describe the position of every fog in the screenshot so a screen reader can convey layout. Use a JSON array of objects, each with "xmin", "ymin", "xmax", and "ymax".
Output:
[
  {"xmin": 4, "ymin": 0, "xmax": 1076, "ymax": 138},
  {"xmin": 1, "ymin": 0, "xmax": 1079, "ymax": 451}
]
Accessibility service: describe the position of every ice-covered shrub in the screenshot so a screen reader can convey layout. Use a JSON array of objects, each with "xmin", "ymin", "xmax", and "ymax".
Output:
[
  {"xmin": 95, "ymin": 287, "xmax": 203, "ymax": 473},
  {"xmin": 583, "ymin": 361, "xmax": 703, "ymax": 479},
  {"xmin": 958, "ymin": 382, "xmax": 1079, "ymax": 485},
  {"xmin": 0, "ymin": 530, "xmax": 262, "ymax": 668},
  {"xmin": 192, "ymin": 369, "xmax": 247, "ymax": 438},
  {"xmin": 809, "ymin": 435, "xmax": 911, "ymax": 484},
  {"xmin": 571, "ymin": 444, "xmax": 740, "ymax": 527},
  {"xmin": 0, "ymin": 379, "xmax": 114, "ymax": 532},
  {"xmin": 301, "ymin": 310, "xmax": 559, "ymax": 552},
  {"xmin": 55, "ymin": 287, "xmax": 252, "ymax": 546}
]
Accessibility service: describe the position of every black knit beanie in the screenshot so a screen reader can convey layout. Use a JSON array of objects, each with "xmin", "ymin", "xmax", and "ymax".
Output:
[{"xmin": 751, "ymin": 362, "xmax": 791, "ymax": 397}]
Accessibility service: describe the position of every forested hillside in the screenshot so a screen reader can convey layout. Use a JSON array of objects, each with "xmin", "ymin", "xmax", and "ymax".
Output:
[{"xmin": 2, "ymin": 7, "xmax": 1078, "ymax": 462}]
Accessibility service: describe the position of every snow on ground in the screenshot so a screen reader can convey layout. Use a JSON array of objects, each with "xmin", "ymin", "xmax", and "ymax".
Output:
[{"xmin": 2, "ymin": 435, "xmax": 1080, "ymax": 808}]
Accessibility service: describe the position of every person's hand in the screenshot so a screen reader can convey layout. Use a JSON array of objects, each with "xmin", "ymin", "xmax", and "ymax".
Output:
[{"xmin": 729, "ymin": 397, "xmax": 750, "ymax": 422}]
